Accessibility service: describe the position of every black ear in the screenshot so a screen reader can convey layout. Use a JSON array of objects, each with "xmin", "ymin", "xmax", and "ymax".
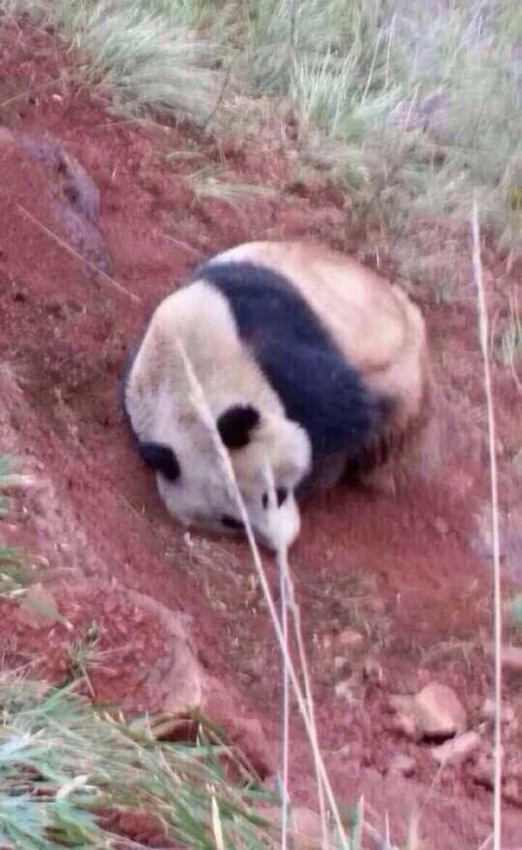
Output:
[
  {"xmin": 139, "ymin": 441, "xmax": 180, "ymax": 481},
  {"xmin": 217, "ymin": 404, "xmax": 260, "ymax": 449}
]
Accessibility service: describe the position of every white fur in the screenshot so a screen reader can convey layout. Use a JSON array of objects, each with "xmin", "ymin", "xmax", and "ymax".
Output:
[{"xmin": 125, "ymin": 281, "xmax": 311, "ymax": 552}]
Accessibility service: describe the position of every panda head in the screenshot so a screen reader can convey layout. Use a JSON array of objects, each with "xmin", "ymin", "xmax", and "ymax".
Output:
[{"xmin": 139, "ymin": 401, "xmax": 311, "ymax": 553}]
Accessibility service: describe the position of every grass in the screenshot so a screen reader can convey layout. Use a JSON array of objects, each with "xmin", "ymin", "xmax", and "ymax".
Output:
[
  {"xmin": 471, "ymin": 200, "xmax": 502, "ymax": 850},
  {"xmin": 0, "ymin": 671, "xmax": 285, "ymax": 850},
  {"xmin": 1, "ymin": 0, "xmax": 520, "ymax": 277},
  {"xmin": 0, "ymin": 455, "xmax": 29, "ymax": 594},
  {"xmin": 498, "ymin": 291, "xmax": 522, "ymax": 391}
]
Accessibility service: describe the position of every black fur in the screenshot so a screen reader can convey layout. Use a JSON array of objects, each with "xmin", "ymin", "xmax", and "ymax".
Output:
[
  {"xmin": 192, "ymin": 260, "xmax": 386, "ymax": 473},
  {"xmin": 217, "ymin": 404, "xmax": 260, "ymax": 448},
  {"xmin": 139, "ymin": 441, "xmax": 180, "ymax": 481},
  {"xmin": 120, "ymin": 334, "xmax": 182, "ymax": 481}
]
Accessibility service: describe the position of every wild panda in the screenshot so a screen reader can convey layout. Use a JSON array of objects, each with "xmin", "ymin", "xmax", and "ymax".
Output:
[{"xmin": 123, "ymin": 241, "xmax": 432, "ymax": 552}]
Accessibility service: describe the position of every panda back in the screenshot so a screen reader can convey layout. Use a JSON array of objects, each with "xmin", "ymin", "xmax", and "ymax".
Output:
[{"xmin": 193, "ymin": 259, "xmax": 382, "ymax": 464}]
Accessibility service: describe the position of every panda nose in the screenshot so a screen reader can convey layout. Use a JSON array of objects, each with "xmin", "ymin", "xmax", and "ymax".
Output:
[
  {"xmin": 262, "ymin": 488, "xmax": 288, "ymax": 509},
  {"xmin": 276, "ymin": 487, "xmax": 288, "ymax": 507},
  {"xmin": 221, "ymin": 515, "xmax": 245, "ymax": 531}
]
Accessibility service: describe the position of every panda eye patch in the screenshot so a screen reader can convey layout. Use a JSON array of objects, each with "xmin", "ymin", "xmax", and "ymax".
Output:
[
  {"xmin": 276, "ymin": 487, "xmax": 288, "ymax": 506},
  {"xmin": 139, "ymin": 441, "xmax": 180, "ymax": 481},
  {"xmin": 262, "ymin": 488, "xmax": 288, "ymax": 509},
  {"xmin": 221, "ymin": 515, "xmax": 245, "ymax": 531}
]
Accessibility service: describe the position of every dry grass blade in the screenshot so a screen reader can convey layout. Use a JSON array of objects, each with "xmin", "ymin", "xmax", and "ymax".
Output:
[
  {"xmin": 471, "ymin": 197, "xmax": 503, "ymax": 850},
  {"xmin": 277, "ymin": 544, "xmax": 329, "ymax": 850},
  {"xmin": 175, "ymin": 338, "xmax": 350, "ymax": 850},
  {"xmin": 16, "ymin": 203, "xmax": 140, "ymax": 303}
]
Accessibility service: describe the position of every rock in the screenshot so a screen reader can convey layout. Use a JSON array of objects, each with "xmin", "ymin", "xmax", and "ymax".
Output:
[
  {"xmin": 434, "ymin": 516, "xmax": 449, "ymax": 536},
  {"xmin": 262, "ymin": 805, "xmax": 330, "ymax": 850},
  {"xmin": 362, "ymin": 658, "xmax": 383, "ymax": 685},
  {"xmin": 503, "ymin": 778, "xmax": 522, "ymax": 806},
  {"xmin": 480, "ymin": 697, "xmax": 516, "ymax": 725},
  {"xmin": 414, "ymin": 682, "xmax": 467, "ymax": 738},
  {"xmin": 512, "ymin": 448, "xmax": 522, "ymax": 479},
  {"xmin": 431, "ymin": 731, "xmax": 482, "ymax": 766},
  {"xmin": 18, "ymin": 132, "xmax": 111, "ymax": 274},
  {"xmin": 469, "ymin": 753, "xmax": 495, "ymax": 789},
  {"xmin": 485, "ymin": 642, "xmax": 522, "ymax": 673},
  {"xmin": 390, "ymin": 704, "xmax": 420, "ymax": 741},
  {"xmin": 127, "ymin": 591, "xmax": 277, "ymax": 778},
  {"xmin": 335, "ymin": 679, "xmax": 354, "ymax": 701},
  {"xmin": 389, "ymin": 682, "xmax": 466, "ymax": 741},
  {"xmin": 388, "ymin": 754, "xmax": 416, "ymax": 777},
  {"xmin": 337, "ymin": 628, "xmax": 364, "ymax": 650},
  {"xmin": 292, "ymin": 807, "xmax": 328, "ymax": 850},
  {"xmin": 507, "ymin": 757, "xmax": 522, "ymax": 780},
  {"xmin": 334, "ymin": 655, "xmax": 350, "ymax": 674},
  {"xmin": 499, "ymin": 645, "xmax": 522, "ymax": 673}
]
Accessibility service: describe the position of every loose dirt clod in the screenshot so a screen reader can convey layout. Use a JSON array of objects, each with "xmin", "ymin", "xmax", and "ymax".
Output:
[{"xmin": 388, "ymin": 754, "xmax": 416, "ymax": 777}]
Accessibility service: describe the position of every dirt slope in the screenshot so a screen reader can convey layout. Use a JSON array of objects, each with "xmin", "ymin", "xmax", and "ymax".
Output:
[{"xmin": 1, "ymin": 19, "xmax": 521, "ymax": 849}]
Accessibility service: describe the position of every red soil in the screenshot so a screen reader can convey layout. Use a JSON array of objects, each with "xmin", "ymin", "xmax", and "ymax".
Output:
[{"xmin": 1, "ymin": 18, "xmax": 521, "ymax": 849}]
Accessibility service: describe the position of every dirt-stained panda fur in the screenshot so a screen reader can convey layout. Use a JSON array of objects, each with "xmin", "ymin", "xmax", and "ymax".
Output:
[{"xmin": 123, "ymin": 241, "xmax": 433, "ymax": 552}]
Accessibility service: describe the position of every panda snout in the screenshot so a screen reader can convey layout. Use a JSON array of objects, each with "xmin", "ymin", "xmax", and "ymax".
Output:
[{"xmin": 221, "ymin": 514, "xmax": 245, "ymax": 531}]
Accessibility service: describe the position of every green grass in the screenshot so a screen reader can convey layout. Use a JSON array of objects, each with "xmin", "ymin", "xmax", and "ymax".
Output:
[
  {"xmin": 0, "ymin": 672, "xmax": 283, "ymax": 850},
  {"xmin": 1, "ymin": 0, "xmax": 520, "ymax": 274},
  {"xmin": 0, "ymin": 455, "xmax": 28, "ymax": 593}
]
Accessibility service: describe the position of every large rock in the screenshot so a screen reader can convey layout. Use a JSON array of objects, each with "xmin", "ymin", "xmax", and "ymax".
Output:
[
  {"xmin": 390, "ymin": 682, "xmax": 467, "ymax": 741},
  {"xmin": 431, "ymin": 731, "xmax": 481, "ymax": 766},
  {"xmin": 1, "ymin": 575, "xmax": 276, "ymax": 779},
  {"xmin": 0, "ymin": 127, "xmax": 111, "ymax": 274}
]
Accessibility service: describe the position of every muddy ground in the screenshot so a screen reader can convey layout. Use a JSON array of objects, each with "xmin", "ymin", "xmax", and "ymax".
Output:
[{"xmin": 1, "ymin": 18, "xmax": 521, "ymax": 850}]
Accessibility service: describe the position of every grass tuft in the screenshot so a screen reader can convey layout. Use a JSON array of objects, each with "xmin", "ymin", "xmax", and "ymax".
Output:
[
  {"xmin": 0, "ymin": 455, "xmax": 29, "ymax": 594},
  {"xmin": 0, "ymin": 671, "xmax": 282, "ymax": 850},
  {"xmin": 2, "ymin": 0, "xmax": 521, "ymax": 265}
]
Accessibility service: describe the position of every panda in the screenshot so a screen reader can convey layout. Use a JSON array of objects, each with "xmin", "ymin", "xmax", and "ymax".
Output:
[{"xmin": 122, "ymin": 241, "xmax": 432, "ymax": 552}]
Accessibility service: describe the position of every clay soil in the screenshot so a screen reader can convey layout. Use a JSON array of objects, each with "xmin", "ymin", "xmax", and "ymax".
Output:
[{"xmin": 1, "ymin": 17, "xmax": 522, "ymax": 850}]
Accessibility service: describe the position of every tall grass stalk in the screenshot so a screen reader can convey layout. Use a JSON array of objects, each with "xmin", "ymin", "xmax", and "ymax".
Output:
[
  {"xmin": 471, "ymin": 198, "xmax": 503, "ymax": 850},
  {"xmin": 175, "ymin": 338, "xmax": 350, "ymax": 849}
]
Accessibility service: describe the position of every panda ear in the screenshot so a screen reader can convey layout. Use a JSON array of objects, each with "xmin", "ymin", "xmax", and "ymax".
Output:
[
  {"xmin": 139, "ymin": 441, "xmax": 180, "ymax": 481},
  {"xmin": 217, "ymin": 404, "xmax": 260, "ymax": 449}
]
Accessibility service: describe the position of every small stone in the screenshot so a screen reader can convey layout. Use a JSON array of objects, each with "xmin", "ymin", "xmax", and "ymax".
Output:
[
  {"xmin": 413, "ymin": 683, "xmax": 467, "ymax": 738},
  {"xmin": 499, "ymin": 645, "xmax": 522, "ymax": 672},
  {"xmin": 388, "ymin": 754, "xmax": 416, "ymax": 777},
  {"xmin": 469, "ymin": 753, "xmax": 495, "ymax": 789},
  {"xmin": 431, "ymin": 731, "xmax": 481, "ymax": 766},
  {"xmin": 363, "ymin": 658, "xmax": 383, "ymax": 684},
  {"xmin": 338, "ymin": 628, "xmax": 365, "ymax": 650},
  {"xmin": 334, "ymin": 655, "xmax": 350, "ymax": 673},
  {"xmin": 434, "ymin": 516, "xmax": 449, "ymax": 536},
  {"xmin": 322, "ymin": 635, "xmax": 332, "ymax": 651},
  {"xmin": 389, "ymin": 683, "xmax": 466, "ymax": 741},
  {"xmin": 261, "ymin": 806, "xmax": 329, "ymax": 850},
  {"xmin": 335, "ymin": 679, "xmax": 354, "ymax": 701},
  {"xmin": 389, "ymin": 697, "xmax": 421, "ymax": 741},
  {"xmin": 502, "ymin": 779, "xmax": 522, "ymax": 806},
  {"xmin": 512, "ymin": 449, "xmax": 522, "ymax": 478},
  {"xmin": 480, "ymin": 697, "xmax": 516, "ymax": 725},
  {"xmin": 507, "ymin": 757, "xmax": 522, "ymax": 780}
]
